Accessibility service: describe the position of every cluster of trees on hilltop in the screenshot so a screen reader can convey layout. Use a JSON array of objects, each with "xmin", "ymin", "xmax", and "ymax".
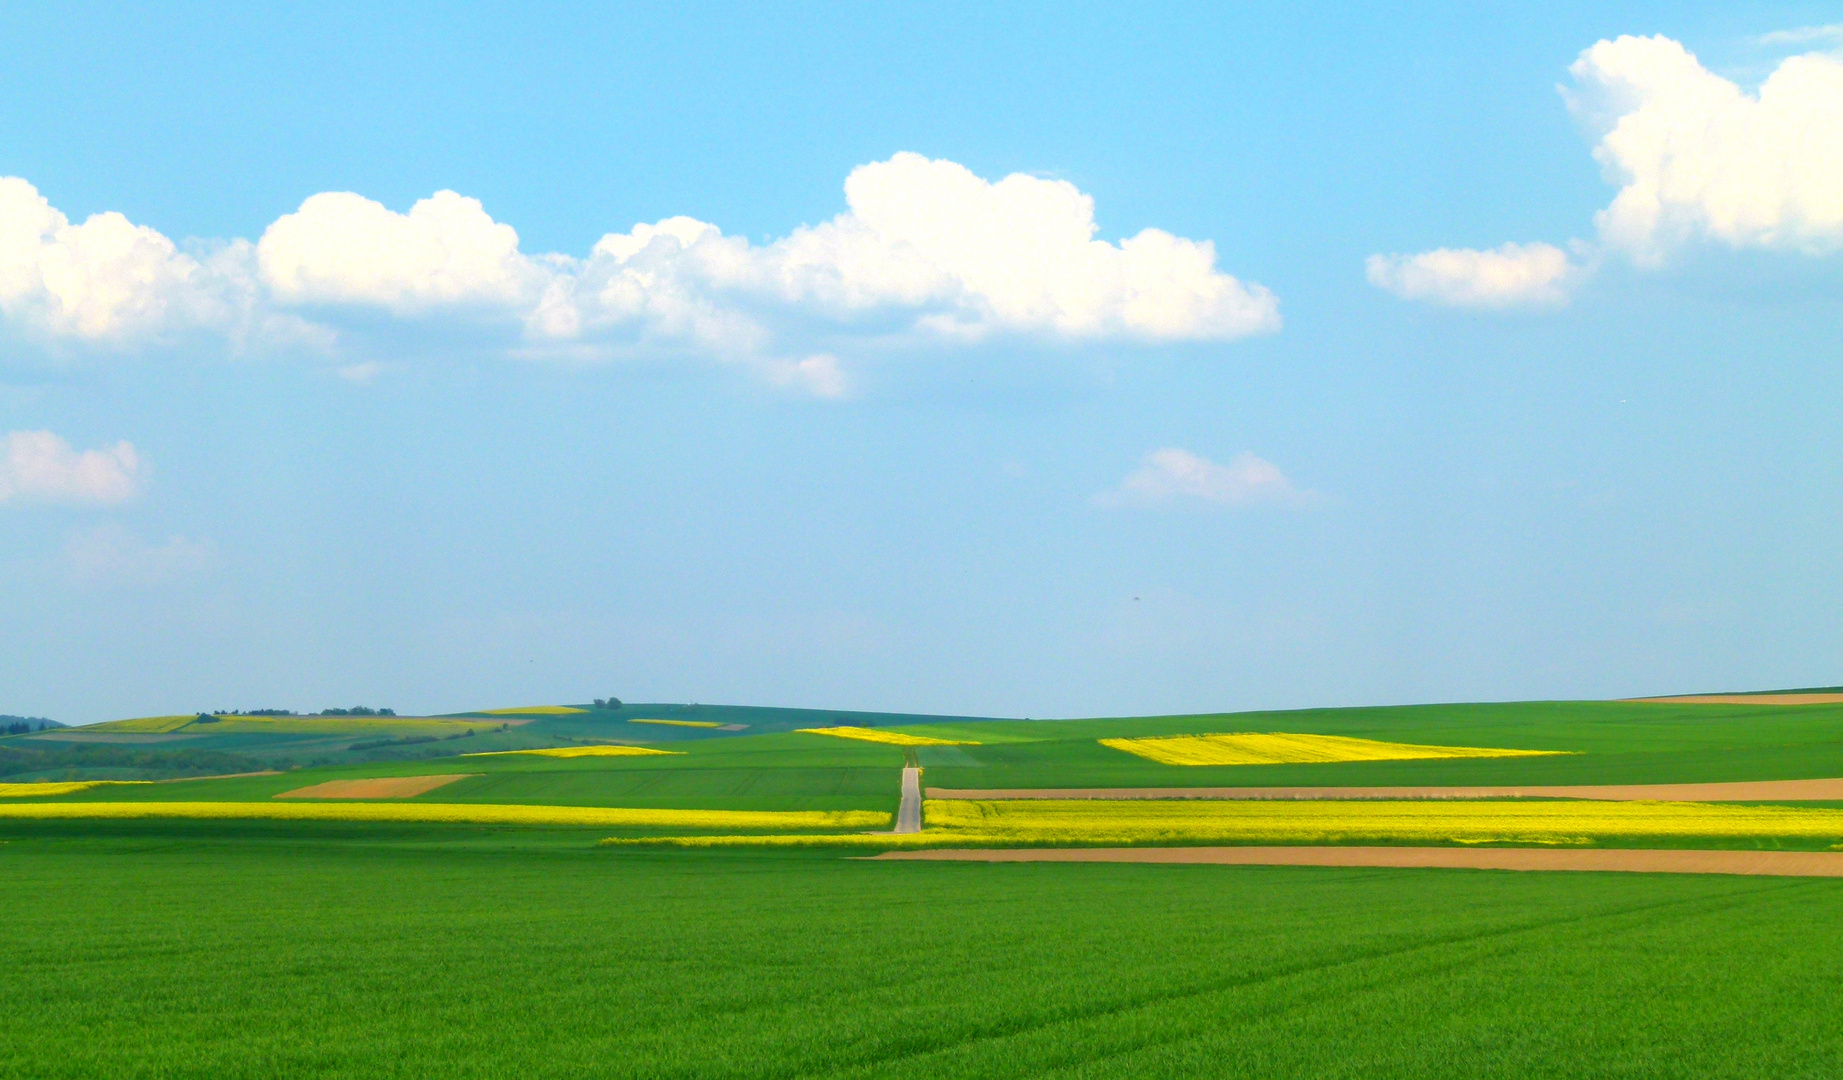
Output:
[
  {"xmin": 592, "ymin": 698, "xmax": 623, "ymax": 710},
  {"xmin": 2, "ymin": 715, "xmax": 57, "ymax": 735},
  {"xmin": 213, "ymin": 709, "xmax": 296, "ymax": 717},
  {"xmin": 315, "ymin": 707, "xmax": 396, "ymax": 717}
]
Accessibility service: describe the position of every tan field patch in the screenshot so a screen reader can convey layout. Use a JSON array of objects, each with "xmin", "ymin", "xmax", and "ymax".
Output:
[
  {"xmin": 1630, "ymin": 694, "xmax": 1843, "ymax": 705},
  {"xmin": 925, "ymin": 778, "xmax": 1843, "ymax": 802},
  {"xmin": 869, "ymin": 845, "xmax": 1843, "ymax": 877},
  {"xmin": 274, "ymin": 774, "xmax": 476, "ymax": 799}
]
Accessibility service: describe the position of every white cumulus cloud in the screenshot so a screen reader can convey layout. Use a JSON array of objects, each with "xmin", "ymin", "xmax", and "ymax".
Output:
[
  {"xmin": 0, "ymin": 178, "xmax": 249, "ymax": 344},
  {"xmin": 752, "ymin": 153, "xmax": 1280, "ymax": 341},
  {"xmin": 1373, "ymin": 34, "xmax": 1843, "ymax": 308},
  {"xmin": 1366, "ymin": 242, "xmax": 1579, "ymax": 308},
  {"xmin": 1567, "ymin": 35, "xmax": 1843, "ymax": 261},
  {"xmin": 0, "ymin": 155, "xmax": 1277, "ymax": 393},
  {"xmin": 0, "ymin": 430, "xmax": 143, "ymax": 505},
  {"xmin": 257, "ymin": 190, "xmax": 548, "ymax": 313},
  {"xmin": 1094, "ymin": 448, "xmax": 1304, "ymax": 509}
]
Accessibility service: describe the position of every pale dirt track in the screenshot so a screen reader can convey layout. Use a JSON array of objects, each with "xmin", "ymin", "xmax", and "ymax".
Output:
[
  {"xmin": 1630, "ymin": 694, "xmax": 1843, "ymax": 705},
  {"xmin": 925, "ymin": 778, "xmax": 1843, "ymax": 802},
  {"xmin": 274, "ymin": 774, "xmax": 476, "ymax": 799},
  {"xmin": 870, "ymin": 846, "xmax": 1843, "ymax": 876}
]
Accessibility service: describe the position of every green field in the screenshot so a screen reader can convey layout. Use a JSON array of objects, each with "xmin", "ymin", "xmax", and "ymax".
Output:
[
  {"xmin": 7, "ymin": 696, "xmax": 1843, "ymax": 1075},
  {"xmin": 3, "ymin": 822, "xmax": 1841, "ymax": 1079}
]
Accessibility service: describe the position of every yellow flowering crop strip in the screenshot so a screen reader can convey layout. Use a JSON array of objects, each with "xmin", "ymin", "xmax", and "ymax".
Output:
[
  {"xmin": 797, "ymin": 726, "xmax": 979, "ymax": 747},
  {"xmin": 607, "ymin": 798, "xmax": 1843, "ymax": 849},
  {"xmin": 0, "ymin": 801, "xmax": 888, "ymax": 829},
  {"xmin": 1099, "ymin": 732, "xmax": 1567, "ymax": 766},
  {"xmin": 463, "ymin": 746, "xmax": 682, "ymax": 759},
  {"xmin": 0, "ymin": 781, "xmax": 150, "ymax": 798},
  {"xmin": 627, "ymin": 719, "xmax": 726, "ymax": 728},
  {"xmin": 87, "ymin": 714, "xmax": 198, "ymax": 733},
  {"xmin": 922, "ymin": 799, "xmax": 1843, "ymax": 845}
]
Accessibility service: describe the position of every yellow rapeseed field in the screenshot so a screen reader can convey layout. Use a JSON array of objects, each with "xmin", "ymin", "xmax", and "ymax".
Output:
[
  {"xmin": 0, "ymin": 781, "xmax": 149, "ymax": 797},
  {"xmin": 86, "ymin": 714, "xmax": 198, "ymax": 733},
  {"xmin": 0, "ymin": 801, "xmax": 888, "ymax": 829},
  {"xmin": 1099, "ymin": 732, "xmax": 1567, "ymax": 766},
  {"xmin": 627, "ymin": 719, "xmax": 725, "ymax": 728},
  {"xmin": 797, "ymin": 726, "xmax": 979, "ymax": 747},
  {"xmin": 462, "ymin": 746, "xmax": 682, "ymax": 758},
  {"xmin": 608, "ymin": 798, "xmax": 1843, "ymax": 849}
]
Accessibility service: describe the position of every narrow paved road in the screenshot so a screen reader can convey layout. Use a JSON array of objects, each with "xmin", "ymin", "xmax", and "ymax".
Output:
[{"xmin": 895, "ymin": 765, "xmax": 922, "ymax": 834}]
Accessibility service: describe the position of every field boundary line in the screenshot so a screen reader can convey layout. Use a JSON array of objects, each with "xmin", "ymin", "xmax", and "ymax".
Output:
[
  {"xmin": 925, "ymin": 778, "xmax": 1843, "ymax": 802},
  {"xmin": 869, "ymin": 846, "xmax": 1843, "ymax": 876}
]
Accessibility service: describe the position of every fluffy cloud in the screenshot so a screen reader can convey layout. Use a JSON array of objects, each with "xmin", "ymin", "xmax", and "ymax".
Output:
[
  {"xmin": 1568, "ymin": 35, "xmax": 1843, "ymax": 260},
  {"xmin": 1366, "ymin": 242, "xmax": 1578, "ymax": 308},
  {"xmin": 1373, "ymin": 34, "xmax": 1843, "ymax": 308},
  {"xmin": 0, "ymin": 178, "xmax": 243, "ymax": 343},
  {"xmin": 0, "ymin": 430, "xmax": 143, "ymax": 505},
  {"xmin": 257, "ymin": 190, "xmax": 547, "ymax": 313},
  {"xmin": 0, "ymin": 155, "xmax": 1278, "ymax": 391},
  {"xmin": 754, "ymin": 154, "xmax": 1280, "ymax": 341},
  {"xmin": 1093, "ymin": 448, "xmax": 1303, "ymax": 509},
  {"xmin": 525, "ymin": 154, "xmax": 1280, "ymax": 355}
]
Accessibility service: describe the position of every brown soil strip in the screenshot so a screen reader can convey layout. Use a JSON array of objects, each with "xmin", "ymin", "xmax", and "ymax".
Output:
[
  {"xmin": 1629, "ymin": 694, "xmax": 1843, "ymax": 705},
  {"xmin": 926, "ymin": 778, "xmax": 1843, "ymax": 802},
  {"xmin": 274, "ymin": 774, "xmax": 477, "ymax": 799},
  {"xmin": 870, "ymin": 846, "xmax": 1843, "ymax": 877}
]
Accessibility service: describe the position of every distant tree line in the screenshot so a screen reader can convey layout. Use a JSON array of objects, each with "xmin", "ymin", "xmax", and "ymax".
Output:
[
  {"xmin": 592, "ymin": 698, "xmax": 623, "ymax": 710},
  {"xmin": 1, "ymin": 715, "xmax": 56, "ymax": 736},
  {"xmin": 191, "ymin": 708, "xmax": 398, "ymax": 718}
]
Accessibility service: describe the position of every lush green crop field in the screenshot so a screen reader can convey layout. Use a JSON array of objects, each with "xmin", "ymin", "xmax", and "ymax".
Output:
[
  {"xmin": 914, "ymin": 701, "xmax": 1843, "ymax": 790},
  {"xmin": 3, "ymin": 821, "xmax": 1842, "ymax": 1079}
]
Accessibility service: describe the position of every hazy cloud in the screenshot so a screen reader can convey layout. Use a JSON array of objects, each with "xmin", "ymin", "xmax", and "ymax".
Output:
[
  {"xmin": 0, "ymin": 430, "xmax": 143, "ymax": 505},
  {"xmin": 61, "ymin": 523, "xmax": 215, "ymax": 587},
  {"xmin": 1757, "ymin": 24, "xmax": 1843, "ymax": 47},
  {"xmin": 1366, "ymin": 242, "xmax": 1580, "ymax": 308},
  {"xmin": 1094, "ymin": 448, "xmax": 1304, "ymax": 509}
]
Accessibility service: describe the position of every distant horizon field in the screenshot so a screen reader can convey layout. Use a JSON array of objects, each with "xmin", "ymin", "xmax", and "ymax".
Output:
[{"xmin": 8, "ymin": 698, "xmax": 1843, "ymax": 805}]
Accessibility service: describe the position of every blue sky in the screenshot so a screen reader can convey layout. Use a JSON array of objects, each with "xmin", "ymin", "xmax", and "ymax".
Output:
[{"xmin": 3, "ymin": 1, "xmax": 1841, "ymax": 723}]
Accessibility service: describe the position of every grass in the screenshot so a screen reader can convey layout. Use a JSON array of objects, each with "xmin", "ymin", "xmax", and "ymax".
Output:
[
  {"xmin": 914, "ymin": 700, "xmax": 1843, "ymax": 789},
  {"xmin": 3, "ymin": 823, "xmax": 1842, "ymax": 1078}
]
